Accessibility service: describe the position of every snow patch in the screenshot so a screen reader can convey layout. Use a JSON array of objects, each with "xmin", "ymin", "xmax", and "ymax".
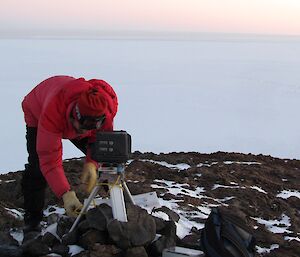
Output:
[
  {"xmin": 196, "ymin": 206, "xmax": 211, "ymax": 216},
  {"xmin": 69, "ymin": 245, "xmax": 85, "ymax": 256},
  {"xmin": 212, "ymin": 184, "xmax": 244, "ymax": 190},
  {"xmin": 196, "ymin": 162, "xmax": 218, "ymax": 167},
  {"xmin": 223, "ymin": 161, "xmax": 261, "ymax": 165},
  {"xmin": 149, "ymin": 180, "xmax": 237, "ymax": 239},
  {"xmin": 151, "ymin": 197, "xmax": 205, "ymax": 239},
  {"xmin": 126, "ymin": 159, "xmax": 134, "ymax": 165},
  {"xmin": 276, "ymin": 190, "xmax": 300, "ymax": 199},
  {"xmin": 284, "ymin": 236, "xmax": 300, "ymax": 242},
  {"xmin": 10, "ymin": 229, "xmax": 23, "ymax": 245},
  {"xmin": 175, "ymin": 216, "xmax": 204, "ymax": 239},
  {"xmin": 250, "ymin": 186, "xmax": 267, "ymax": 194},
  {"xmin": 219, "ymin": 196, "xmax": 235, "ymax": 202},
  {"xmin": 152, "ymin": 179, "xmax": 205, "ymax": 199},
  {"xmin": 256, "ymin": 244, "xmax": 279, "ymax": 254},
  {"xmin": 4, "ymin": 208, "xmax": 24, "ymax": 220},
  {"xmin": 140, "ymin": 159, "xmax": 191, "ymax": 170},
  {"xmin": 251, "ymin": 214, "xmax": 292, "ymax": 234},
  {"xmin": 2, "ymin": 179, "xmax": 16, "ymax": 183},
  {"xmin": 126, "ymin": 179, "xmax": 140, "ymax": 183},
  {"xmin": 151, "ymin": 211, "xmax": 169, "ymax": 221},
  {"xmin": 44, "ymin": 205, "xmax": 66, "ymax": 216},
  {"xmin": 43, "ymin": 223, "xmax": 61, "ymax": 240},
  {"xmin": 213, "ymin": 184, "xmax": 268, "ymax": 194}
]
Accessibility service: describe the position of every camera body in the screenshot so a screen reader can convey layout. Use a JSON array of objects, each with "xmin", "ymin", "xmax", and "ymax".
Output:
[{"xmin": 91, "ymin": 131, "xmax": 132, "ymax": 164}]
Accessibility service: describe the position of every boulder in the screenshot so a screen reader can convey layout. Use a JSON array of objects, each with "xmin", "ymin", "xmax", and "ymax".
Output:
[
  {"xmin": 153, "ymin": 206, "xmax": 180, "ymax": 222},
  {"xmin": 148, "ymin": 220, "xmax": 176, "ymax": 256},
  {"xmin": 61, "ymin": 228, "xmax": 79, "ymax": 246},
  {"xmin": 0, "ymin": 245, "xmax": 23, "ymax": 257},
  {"xmin": 89, "ymin": 243, "xmax": 122, "ymax": 257},
  {"xmin": 0, "ymin": 231, "xmax": 19, "ymax": 246},
  {"xmin": 86, "ymin": 204, "xmax": 113, "ymax": 231},
  {"xmin": 107, "ymin": 204, "xmax": 156, "ymax": 249},
  {"xmin": 56, "ymin": 216, "xmax": 76, "ymax": 239},
  {"xmin": 22, "ymin": 236, "xmax": 50, "ymax": 257},
  {"xmin": 42, "ymin": 232, "xmax": 60, "ymax": 247},
  {"xmin": 78, "ymin": 229, "xmax": 108, "ymax": 249},
  {"xmin": 51, "ymin": 243, "xmax": 69, "ymax": 257},
  {"xmin": 125, "ymin": 246, "xmax": 148, "ymax": 257}
]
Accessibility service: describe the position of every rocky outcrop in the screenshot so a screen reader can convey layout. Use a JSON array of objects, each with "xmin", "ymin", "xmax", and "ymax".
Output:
[
  {"xmin": 17, "ymin": 203, "xmax": 177, "ymax": 257},
  {"xmin": 0, "ymin": 151, "xmax": 299, "ymax": 257}
]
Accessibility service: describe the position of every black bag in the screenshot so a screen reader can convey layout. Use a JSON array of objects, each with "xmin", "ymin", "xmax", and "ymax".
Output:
[{"xmin": 201, "ymin": 208, "xmax": 256, "ymax": 257}]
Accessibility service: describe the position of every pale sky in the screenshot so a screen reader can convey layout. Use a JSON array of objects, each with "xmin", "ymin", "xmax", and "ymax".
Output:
[{"xmin": 0, "ymin": 0, "xmax": 300, "ymax": 36}]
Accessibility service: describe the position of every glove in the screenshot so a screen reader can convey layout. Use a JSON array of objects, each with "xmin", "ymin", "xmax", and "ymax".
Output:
[
  {"xmin": 62, "ymin": 191, "xmax": 83, "ymax": 217},
  {"xmin": 81, "ymin": 162, "xmax": 98, "ymax": 193}
]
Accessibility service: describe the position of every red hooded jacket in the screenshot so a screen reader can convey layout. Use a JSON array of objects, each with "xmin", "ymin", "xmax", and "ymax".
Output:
[{"xmin": 22, "ymin": 76, "xmax": 118, "ymax": 198}]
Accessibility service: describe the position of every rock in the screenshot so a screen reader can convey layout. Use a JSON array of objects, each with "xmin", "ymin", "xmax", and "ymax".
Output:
[
  {"xmin": 178, "ymin": 233, "xmax": 202, "ymax": 250},
  {"xmin": 155, "ymin": 218, "xmax": 179, "ymax": 236},
  {"xmin": 0, "ymin": 231, "xmax": 19, "ymax": 246},
  {"xmin": 153, "ymin": 206, "xmax": 180, "ymax": 222},
  {"xmin": 51, "ymin": 243, "xmax": 69, "ymax": 257},
  {"xmin": 1, "ymin": 151, "xmax": 300, "ymax": 257},
  {"xmin": 89, "ymin": 243, "xmax": 122, "ymax": 257},
  {"xmin": 107, "ymin": 219, "xmax": 130, "ymax": 249},
  {"xmin": 125, "ymin": 246, "xmax": 148, "ymax": 257},
  {"xmin": 77, "ymin": 220, "xmax": 91, "ymax": 234},
  {"xmin": 160, "ymin": 220, "xmax": 177, "ymax": 238},
  {"xmin": 48, "ymin": 206, "xmax": 57, "ymax": 212},
  {"xmin": 61, "ymin": 228, "xmax": 79, "ymax": 246},
  {"xmin": 286, "ymin": 196, "xmax": 300, "ymax": 210},
  {"xmin": 153, "ymin": 216, "xmax": 166, "ymax": 232},
  {"xmin": 42, "ymin": 232, "xmax": 60, "ymax": 247},
  {"xmin": 148, "ymin": 221, "xmax": 177, "ymax": 256},
  {"xmin": 0, "ymin": 245, "xmax": 23, "ymax": 257},
  {"xmin": 129, "ymin": 221, "xmax": 156, "ymax": 247},
  {"xmin": 107, "ymin": 204, "xmax": 156, "ymax": 249},
  {"xmin": 47, "ymin": 213, "xmax": 60, "ymax": 225},
  {"xmin": 86, "ymin": 204, "xmax": 113, "ymax": 231},
  {"xmin": 56, "ymin": 216, "xmax": 76, "ymax": 238},
  {"xmin": 148, "ymin": 235, "xmax": 176, "ymax": 256},
  {"xmin": 22, "ymin": 231, "xmax": 41, "ymax": 245},
  {"xmin": 22, "ymin": 236, "xmax": 50, "ymax": 257},
  {"xmin": 78, "ymin": 229, "xmax": 108, "ymax": 250}
]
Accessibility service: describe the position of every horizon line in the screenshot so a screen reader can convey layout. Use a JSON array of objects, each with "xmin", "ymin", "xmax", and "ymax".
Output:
[{"xmin": 1, "ymin": 29, "xmax": 300, "ymax": 41}]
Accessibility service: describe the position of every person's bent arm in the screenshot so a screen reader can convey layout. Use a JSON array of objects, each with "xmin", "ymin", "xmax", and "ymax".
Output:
[{"xmin": 36, "ymin": 123, "xmax": 70, "ymax": 198}]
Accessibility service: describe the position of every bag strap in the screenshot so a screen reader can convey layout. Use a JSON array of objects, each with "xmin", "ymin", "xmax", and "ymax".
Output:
[
  {"xmin": 221, "ymin": 211, "xmax": 253, "ymax": 235},
  {"xmin": 221, "ymin": 221, "xmax": 254, "ymax": 257}
]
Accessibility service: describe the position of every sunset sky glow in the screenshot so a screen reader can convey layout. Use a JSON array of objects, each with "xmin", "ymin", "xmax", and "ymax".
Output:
[{"xmin": 0, "ymin": 0, "xmax": 299, "ymax": 36}]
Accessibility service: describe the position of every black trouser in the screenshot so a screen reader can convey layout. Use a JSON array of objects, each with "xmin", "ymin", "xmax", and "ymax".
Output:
[{"xmin": 21, "ymin": 126, "xmax": 88, "ymax": 227}]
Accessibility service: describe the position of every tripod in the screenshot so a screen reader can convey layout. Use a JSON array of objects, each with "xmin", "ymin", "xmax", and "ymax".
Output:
[{"xmin": 69, "ymin": 163, "xmax": 135, "ymax": 233}]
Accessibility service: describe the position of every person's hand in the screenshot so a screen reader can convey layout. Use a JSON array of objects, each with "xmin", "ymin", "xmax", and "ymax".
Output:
[
  {"xmin": 62, "ymin": 191, "xmax": 83, "ymax": 217},
  {"xmin": 81, "ymin": 162, "xmax": 97, "ymax": 193}
]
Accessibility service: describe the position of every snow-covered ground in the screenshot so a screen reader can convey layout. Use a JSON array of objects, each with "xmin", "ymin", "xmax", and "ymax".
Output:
[{"xmin": 0, "ymin": 35, "xmax": 300, "ymax": 174}]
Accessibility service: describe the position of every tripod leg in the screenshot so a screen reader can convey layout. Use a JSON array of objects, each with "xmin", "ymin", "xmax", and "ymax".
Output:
[
  {"xmin": 109, "ymin": 183, "xmax": 128, "ymax": 222},
  {"xmin": 122, "ymin": 181, "xmax": 135, "ymax": 205},
  {"xmin": 69, "ymin": 185, "xmax": 100, "ymax": 233}
]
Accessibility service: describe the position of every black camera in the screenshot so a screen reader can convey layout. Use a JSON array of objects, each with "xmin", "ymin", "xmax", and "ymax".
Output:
[{"xmin": 91, "ymin": 131, "xmax": 132, "ymax": 164}]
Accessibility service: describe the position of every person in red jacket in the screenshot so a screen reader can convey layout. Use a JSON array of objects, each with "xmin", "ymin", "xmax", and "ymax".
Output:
[{"xmin": 21, "ymin": 75, "xmax": 118, "ymax": 234}]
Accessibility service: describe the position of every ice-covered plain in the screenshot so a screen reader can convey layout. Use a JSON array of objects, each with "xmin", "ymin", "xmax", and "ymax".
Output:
[{"xmin": 0, "ymin": 34, "xmax": 300, "ymax": 173}]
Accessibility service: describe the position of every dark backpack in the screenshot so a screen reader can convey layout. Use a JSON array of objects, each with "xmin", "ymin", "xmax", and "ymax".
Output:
[{"xmin": 201, "ymin": 208, "xmax": 256, "ymax": 257}]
